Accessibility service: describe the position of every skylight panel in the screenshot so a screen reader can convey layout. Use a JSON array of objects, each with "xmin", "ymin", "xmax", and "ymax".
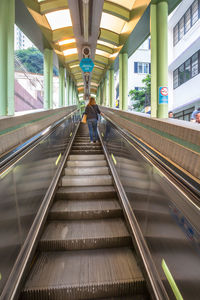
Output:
[
  {"xmin": 58, "ymin": 38, "xmax": 75, "ymax": 46},
  {"xmin": 46, "ymin": 9, "xmax": 72, "ymax": 30},
  {"xmin": 97, "ymin": 40, "xmax": 117, "ymax": 49},
  {"xmin": 106, "ymin": 0, "xmax": 136, "ymax": 10},
  {"xmin": 96, "ymin": 49, "xmax": 110, "ymax": 58},
  {"xmin": 100, "ymin": 13, "xmax": 126, "ymax": 34}
]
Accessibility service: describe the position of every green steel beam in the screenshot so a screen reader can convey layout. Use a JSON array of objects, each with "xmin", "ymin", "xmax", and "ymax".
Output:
[
  {"xmin": 122, "ymin": 53, "xmax": 128, "ymax": 111},
  {"xmin": 103, "ymin": 1, "xmax": 130, "ymax": 21},
  {"xmin": 119, "ymin": 54, "xmax": 123, "ymax": 110},
  {"xmin": 99, "ymin": 28, "xmax": 120, "ymax": 46},
  {"xmin": 66, "ymin": 73, "xmax": 69, "ymax": 106},
  {"xmin": 44, "ymin": 48, "xmax": 53, "ymax": 109},
  {"xmin": 0, "ymin": 0, "xmax": 15, "ymax": 116}
]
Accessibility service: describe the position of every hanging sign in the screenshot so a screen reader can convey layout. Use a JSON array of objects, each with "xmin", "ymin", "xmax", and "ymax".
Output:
[
  {"xmin": 159, "ymin": 86, "xmax": 168, "ymax": 104},
  {"xmin": 80, "ymin": 58, "xmax": 94, "ymax": 73}
]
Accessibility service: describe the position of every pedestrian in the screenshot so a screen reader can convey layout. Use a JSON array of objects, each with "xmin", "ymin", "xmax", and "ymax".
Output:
[
  {"xmin": 84, "ymin": 96, "xmax": 102, "ymax": 143},
  {"xmin": 191, "ymin": 107, "xmax": 200, "ymax": 122},
  {"xmin": 168, "ymin": 111, "xmax": 173, "ymax": 118},
  {"xmin": 195, "ymin": 112, "xmax": 200, "ymax": 123}
]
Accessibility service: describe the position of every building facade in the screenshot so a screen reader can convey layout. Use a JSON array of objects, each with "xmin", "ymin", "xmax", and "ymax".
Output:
[
  {"xmin": 15, "ymin": 25, "xmax": 34, "ymax": 50},
  {"xmin": 168, "ymin": 0, "xmax": 200, "ymax": 120}
]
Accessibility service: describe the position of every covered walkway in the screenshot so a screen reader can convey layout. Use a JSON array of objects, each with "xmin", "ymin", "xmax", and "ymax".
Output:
[{"xmin": 0, "ymin": 1, "xmax": 200, "ymax": 300}]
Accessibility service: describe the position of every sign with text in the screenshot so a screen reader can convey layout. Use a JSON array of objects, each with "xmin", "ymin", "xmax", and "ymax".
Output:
[
  {"xmin": 80, "ymin": 58, "xmax": 94, "ymax": 73},
  {"xmin": 159, "ymin": 86, "xmax": 168, "ymax": 104}
]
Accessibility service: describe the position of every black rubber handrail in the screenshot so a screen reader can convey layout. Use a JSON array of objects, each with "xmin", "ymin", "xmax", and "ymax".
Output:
[
  {"xmin": 0, "ymin": 121, "xmax": 80, "ymax": 300},
  {"xmin": 101, "ymin": 114, "xmax": 200, "ymax": 205},
  {"xmin": 0, "ymin": 108, "xmax": 78, "ymax": 174},
  {"xmin": 98, "ymin": 127, "xmax": 170, "ymax": 300}
]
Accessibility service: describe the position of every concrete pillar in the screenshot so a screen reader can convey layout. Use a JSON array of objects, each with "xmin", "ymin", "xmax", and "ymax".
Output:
[
  {"xmin": 59, "ymin": 66, "xmax": 65, "ymax": 107},
  {"xmin": 151, "ymin": 1, "xmax": 168, "ymax": 118},
  {"xmin": 0, "ymin": 0, "xmax": 15, "ymax": 116},
  {"xmin": 109, "ymin": 69, "xmax": 114, "ymax": 108},
  {"xmin": 44, "ymin": 49, "xmax": 53, "ymax": 109}
]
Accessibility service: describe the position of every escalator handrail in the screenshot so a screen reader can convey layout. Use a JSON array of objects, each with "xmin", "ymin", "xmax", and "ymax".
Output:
[
  {"xmin": 0, "ymin": 121, "xmax": 80, "ymax": 300},
  {"xmin": 98, "ymin": 127, "xmax": 170, "ymax": 300},
  {"xmin": 0, "ymin": 108, "xmax": 79, "ymax": 174},
  {"xmin": 101, "ymin": 113, "xmax": 200, "ymax": 204}
]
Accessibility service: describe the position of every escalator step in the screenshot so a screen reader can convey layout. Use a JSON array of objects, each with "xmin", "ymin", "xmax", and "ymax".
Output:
[
  {"xmin": 61, "ymin": 175, "xmax": 113, "ymax": 186},
  {"xmin": 21, "ymin": 248, "xmax": 146, "ymax": 300},
  {"xmin": 56, "ymin": 186, "xmax": 116, "ymax": 200},
  {"xmin": 70, "ymin": 150, "xmax": 104, "ymax": 155},
  {"xmin": 66, "ymin": 160, "xmax": 107, "ymax": 167},
  {"xmin": 68, "ymin": 154, "xmax": 105, "ymax": 161},
  {"xmin": 49, "ymin": 198, "xmax": 122, "ymax": 220},
  {"xmin": 39, "ymin": 218, "xmax": 131, "ymax": 250},
  {"xmin": 65, "ymin": 166, "xmax": 109, "ymax": 176}
]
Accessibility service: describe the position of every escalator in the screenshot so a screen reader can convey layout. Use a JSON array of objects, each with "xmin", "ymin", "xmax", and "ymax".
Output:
[{"xmin": 19, "ymin": 123, "xmax": 150, "ymax": 300}]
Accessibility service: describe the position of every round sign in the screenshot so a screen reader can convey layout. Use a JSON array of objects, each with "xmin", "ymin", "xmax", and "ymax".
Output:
[{"xmin": 160, "ymin": 87, "xmax": 168, "ymax": 96}]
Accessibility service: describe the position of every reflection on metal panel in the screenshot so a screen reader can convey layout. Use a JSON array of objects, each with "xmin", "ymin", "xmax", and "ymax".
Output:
[
  {"xmin": 0, "ymin": 112, "xmax": 79, "ymax": 295},
  {"xmin": 99, "ymin": 118, "xmax": 200, "ymax": 300}
]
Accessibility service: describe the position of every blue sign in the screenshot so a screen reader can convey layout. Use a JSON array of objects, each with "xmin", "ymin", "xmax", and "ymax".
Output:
[
  {"xmin": 80, "ymin": 58, "xmax": 94, "ymax": 73},
  {"xmin": 159, "ymin": 86, "xmax": 168, "ymax": 104}
]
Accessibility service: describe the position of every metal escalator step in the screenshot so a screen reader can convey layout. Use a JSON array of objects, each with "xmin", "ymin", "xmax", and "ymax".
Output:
[
  {"xmin": 65, "ymin": 167, "xmax": 109, "ymax": 176},
  {"xmin": 68, "ymin": 154, "xmax": 105, "ymax": 161},
  {"xmin": 56, "ymin": 186, "xmax": 116, "ymax": 200},
  {"xmin": 21, "ymin": 247, "xmax": 146, "ymax": 300},
  {"xmin": 71, "ymin": 150, "xmax": 104, "ymax": 155},
  {"xmin": 49, "ymin": 198, "xmax": 122, "ymax": 220},
  {"xmin": 39, "ymin": 218, "xmax": 131, "ymax": 250},
  {"xmin": 72, "ymin": 145, "xmax": 101, "ymax": 149},
  {"xmin": 61, "ymin": 175, "xmax": 112, "ymax": 186},
  {"xmin": 97, "ymin": 296, "xmax": 148, "ymax": 300},
  {"xmin": 67, "ymin": 160, "xmax": 107, "ymax": 167}
]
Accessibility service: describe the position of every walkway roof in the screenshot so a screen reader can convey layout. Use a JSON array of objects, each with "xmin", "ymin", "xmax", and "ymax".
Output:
[{"xmin": 16, "ymin": 0, "xmax": 181, "ymax": 97}]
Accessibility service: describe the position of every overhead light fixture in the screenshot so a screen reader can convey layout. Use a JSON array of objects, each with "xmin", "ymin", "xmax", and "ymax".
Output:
[
  {"xmin": 46, "ymin": 9, "xmax": 72, "ymax": 31},
  {"xmin": 110, "ymin": 52, "xmax": 118, "ymax": 58},
  {"xmin": 58, "ymin": 38, "xmax": 75, "ymax": 46},
  {"xmin": 94, "ymin": 64, "xmax": 104, "ymax": 70},
  {"xmin": 96, "ymin": 49, "xmax": 110, "ymax": 58},
  {"xmin": 90, "ymin": 94, "xmax": 96, "ymax": 97},
  {"xmin": 63, "ymin": 48, "xmax": 78, "ymax": 56},
  {"xmin": 97, "ymin": 40, "xmax": 117, "ymax": 49},
  {"xmin": 70, "ymin": 64, "xmax": 79, "ymax": 68}
]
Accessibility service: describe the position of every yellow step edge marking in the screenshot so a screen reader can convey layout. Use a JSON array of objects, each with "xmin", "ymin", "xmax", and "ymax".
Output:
[
  {"xmin": 70, "ymin": 132, "xmax": 72, "ymax": 137},
  {"xmin": 111, "ymin": 153, "xmax": 117, "ymax": 165},
  {"xmin": 55, "ymin": 153, "xmax": 62, "ymax": 166},
  {"xmin": 102, "ymin": 132, "xmax": 104, "ymax": 137},
  {"xmin": 0, "ymin": 273, "xmax": 1, "ymax": 280},
  {"xmin": 162, "ymin": 259, "xmax": 183, "ymax": 300}
]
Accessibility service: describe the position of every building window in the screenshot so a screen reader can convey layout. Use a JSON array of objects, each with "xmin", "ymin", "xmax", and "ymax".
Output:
[
  {"xmin": 173, "ymin": 49, "xmax": 200, "ymax": 89},
  {"xmin": 134, "ymin": 62, "xmax": 151, "ymax": 74},
  {"xmin": 173, "ymin": 0, "xmax": 200, "ymax": 46}
]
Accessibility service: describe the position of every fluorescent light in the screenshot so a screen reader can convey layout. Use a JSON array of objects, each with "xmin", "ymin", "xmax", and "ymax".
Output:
[
  {"xmin": 110, "ymin": 52, "xmax": 118, "ymax": 58},
  {"xmin": 58, "ymin": 38, "xmax": 75, "ymax": 46},
  {"xmin": 70, "ymin": 64, "xmax": 79, "ymax": 68},
  {"xmin": 96, "ymin": 49, "xmax": 110, "ymax": 58},
  {"xmin": 90, "ymin": 94, "xmax": 96, "ymax": 97},
  {"xmin": 63, "ymin": 48, "xmax": 77, "ymax": 56},
  {"xmin": 46, "ymin": 9, "xmax": 72, "ymax": 30},
  {"xmin": 97, "ymin": 40, "xmax": 117, "ymax": 49},
  {"xmin": 94, "ymin": 64, "xmax": 104, "ymax": 70}
]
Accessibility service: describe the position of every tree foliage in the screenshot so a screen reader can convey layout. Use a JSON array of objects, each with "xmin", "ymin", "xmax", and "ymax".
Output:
[
  {"xmin": 129, "ymin": 74, "xmax": 151, "ymax": 112},
  {"xmin": 15, "ymin": 47, "xmax": 58, "ymax": 76}
]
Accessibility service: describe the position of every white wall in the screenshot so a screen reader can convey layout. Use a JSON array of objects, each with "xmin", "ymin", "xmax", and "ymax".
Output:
[{"xmin": 173, "ymin": 73, "xmax": 200, "ymax": 108}]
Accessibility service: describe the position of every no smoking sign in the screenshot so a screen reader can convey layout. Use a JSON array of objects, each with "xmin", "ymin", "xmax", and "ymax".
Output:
[{"xmin": 159, "ymin": 86, "xmax": 168, "ymax": 104}]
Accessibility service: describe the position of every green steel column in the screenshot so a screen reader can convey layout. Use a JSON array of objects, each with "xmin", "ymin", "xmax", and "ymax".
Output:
[
  {"xmin": 157, "ymin": 1, "xmax": 168, "ymax": 118},
  {"xmin": 119, "ymin": 54, "xmax": 123, "ymax": 110},
  {"xmin": 103, "ymin": 77, "xmax": 107, "ymax": 106},
  {"xmin": 109, "ymin": 69, "xmax": 114, "ymax": 108},
  {"xmin": 66, "ymin": 73, "xmax": 69, "ymax": 106},
  {"xmin": 105, "ymin": 73, "xmax": 109, "ymax": 106},
  {"xmin": 0, "ymin": 0, "xmax": 15, "ymax": 115},
  {"xmin": 122, "ymin": 53, "xmax": 128, "ymax": 111},
  {"xmin": 59, "ymin": 66, "xmax": 65, "ymax": 107},
  {"xmin": 150, "ymin": 4, "xmax": 157, "ymax": 117},
  {"xmin": 44, "ymin": 48, "xmax": 53, "ymax": 109},
  {"xmin": 68, "ymin": 77, "xmax": 72, "ymax": 105}
]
